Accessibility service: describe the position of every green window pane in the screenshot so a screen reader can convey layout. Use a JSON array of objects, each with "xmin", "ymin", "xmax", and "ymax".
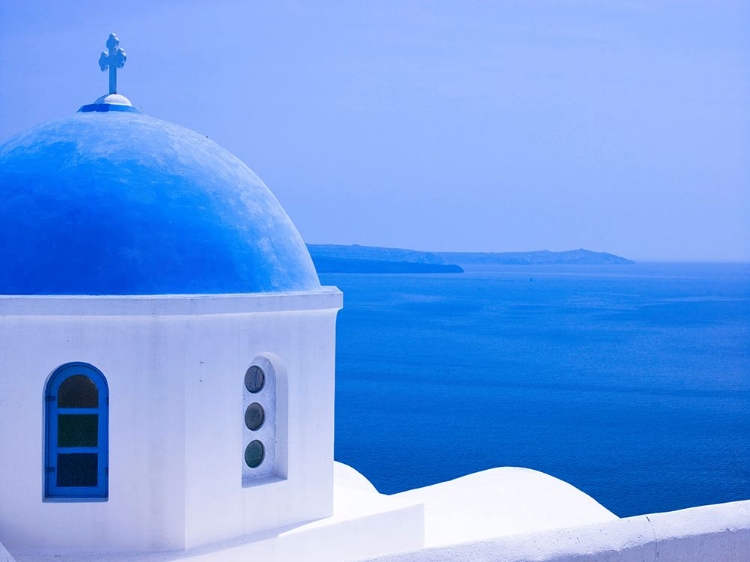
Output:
[
  {"xmin": 245, "ymin": 402, "xmax": 265, "ymax": 431},
  {"xmin": 244, "ymin": 440, "xmax": 265, "ymax": 468},
  {"xmin": 244, "ymin": 366, "xmax": 265, "ymax": 393},
  {"xmin": 57, "ymin": 453, "xmax": 98, "ymax": 487},
  {"xmin": 58, "ymin": 414, "xmax": 98, "ymax": 447},
  {"xmin": 58, "ymin": 375, "xmax": 98, "ymax": 408}
]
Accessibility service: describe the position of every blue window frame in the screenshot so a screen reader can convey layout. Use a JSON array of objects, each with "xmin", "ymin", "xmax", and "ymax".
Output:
[{"xmin": 45, "ymin": 362, "xmax": 108, "ymax": 499}]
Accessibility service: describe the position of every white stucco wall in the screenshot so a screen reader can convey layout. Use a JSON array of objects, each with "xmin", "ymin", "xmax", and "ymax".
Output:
[
  {"xmin": 2, "ymin": 462, "xmax": 426, "ymax": 562},
  {"xmin": 391, "ymin": 467, "xmax": 617, "ymax": 547},
  {"xmin": 0, "ymin": 540, "xmax": 15, "ymax": 562},
  {"xmin": 0, "ymin": 290, "xmax": 342, "ymax": 553},
  {"xmin": 364, "ymin": 499, "xmax": 750, "ymax": 562}
]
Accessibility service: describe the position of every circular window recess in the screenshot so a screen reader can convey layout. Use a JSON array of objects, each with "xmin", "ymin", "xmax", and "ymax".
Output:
[
  {"xmin": 244, "ymin": 402, "xmax": 265, "ymax": 431},
  {"xmin": 244, "ymin": 440, "xmax": 265, "ymax": 468},
  {"xmin": 244, "ymin": 365, "xmax": 265, "ymax": 393}
]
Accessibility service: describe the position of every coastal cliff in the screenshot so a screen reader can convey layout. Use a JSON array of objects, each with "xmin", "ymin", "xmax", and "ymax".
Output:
[{"xmin": 307, "ymin": 244, "xmax": 632, "ymax": 273}]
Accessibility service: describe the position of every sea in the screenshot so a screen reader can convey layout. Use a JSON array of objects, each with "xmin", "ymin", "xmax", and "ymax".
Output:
[{"xmin": 321, "ymin": 262, "xmax": 750, "ymax": 518}]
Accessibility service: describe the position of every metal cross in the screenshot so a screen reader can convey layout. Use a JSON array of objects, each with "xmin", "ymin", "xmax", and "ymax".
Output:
[{"xmin": 98, "ymin": 33, "xmax": 127, "ymax": 95}]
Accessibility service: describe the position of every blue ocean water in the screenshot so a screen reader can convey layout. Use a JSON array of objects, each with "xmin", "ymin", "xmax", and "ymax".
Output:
[{"xmin": 323, "ymin": 263, "xmax": 750, "ymax": 517}]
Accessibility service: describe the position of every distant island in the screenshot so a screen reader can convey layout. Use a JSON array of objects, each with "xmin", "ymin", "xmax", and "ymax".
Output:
[
  {"xmin": 311, "ymin": 257, "xmax": 464, "ymax": 274},
  {"xmin": 438, "ymin": 249, "xmax": 634, "ymax": 266},
  {"xmin": 307, "ymin": 244, "xmax": 633, "ymax": 273}
]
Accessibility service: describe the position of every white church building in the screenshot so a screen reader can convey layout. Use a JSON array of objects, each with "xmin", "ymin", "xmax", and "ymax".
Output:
[{"xmin": 0, "ymin": 35, "xmax": 747, "ymax": 562}]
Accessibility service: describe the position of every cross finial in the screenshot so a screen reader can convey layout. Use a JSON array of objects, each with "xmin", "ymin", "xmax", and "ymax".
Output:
[{"xmin": 98, "ymin": 33, "xmax": 127, "ymax": 95}]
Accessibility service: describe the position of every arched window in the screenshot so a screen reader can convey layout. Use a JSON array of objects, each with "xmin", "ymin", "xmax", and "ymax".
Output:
[
  {"xmin": 242, "ymin": 354, "xmax": 287, "ymax": 485},
  {"xmin": 45, "ymin": 363, "xmax": 108, "ymax": 499}
]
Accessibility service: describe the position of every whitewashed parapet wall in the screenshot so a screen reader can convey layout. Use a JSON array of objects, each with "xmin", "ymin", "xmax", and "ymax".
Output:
[
  {"xmin": 365, "ymin": 500, "xmax": 750, "ymax": 562},
  {"xmin": 0, "ymin": 540, "xmax": 15, "ymax": 562}
]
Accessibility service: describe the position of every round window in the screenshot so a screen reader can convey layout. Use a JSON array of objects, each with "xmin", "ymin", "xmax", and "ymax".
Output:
[
  {"xmin": 244, "ymin": 402, "xmax": 265, "ymax": 431},
  {"xmin": 244, "ymin": 440, "xmax": 265, "ymax": 468},
  {"xmin": 244, "ymin": 365, "xmax": 265, "ymax": 393}
]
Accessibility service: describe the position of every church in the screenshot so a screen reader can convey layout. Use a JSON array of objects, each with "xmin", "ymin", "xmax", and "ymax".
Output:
[{"xmin": 0, "ymin": 34, "xmax": 747, "ymax": 562}]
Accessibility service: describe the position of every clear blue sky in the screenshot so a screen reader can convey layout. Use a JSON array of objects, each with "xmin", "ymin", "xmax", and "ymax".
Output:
[{"xmin": 1, "ymin": 1, "xmax": 748, "ymax": 261}]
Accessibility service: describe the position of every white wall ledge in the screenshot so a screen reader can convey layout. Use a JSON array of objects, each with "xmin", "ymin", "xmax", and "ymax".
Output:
[
  {"xmin": 0, "ymin": 540, "xmax": 16, "ymax": 562},
  {"xmin": 365, "ymin": 499, "xmax": 750, "ymax": 562},
  {"xmin": 0, "ymin": 288, "xmax": 342, "ymax": 316}
]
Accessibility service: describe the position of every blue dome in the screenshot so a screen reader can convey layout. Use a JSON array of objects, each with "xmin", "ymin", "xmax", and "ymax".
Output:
[{"xmin": 0, "ymin": 106, "xmax": 320, "ymax": 295}]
